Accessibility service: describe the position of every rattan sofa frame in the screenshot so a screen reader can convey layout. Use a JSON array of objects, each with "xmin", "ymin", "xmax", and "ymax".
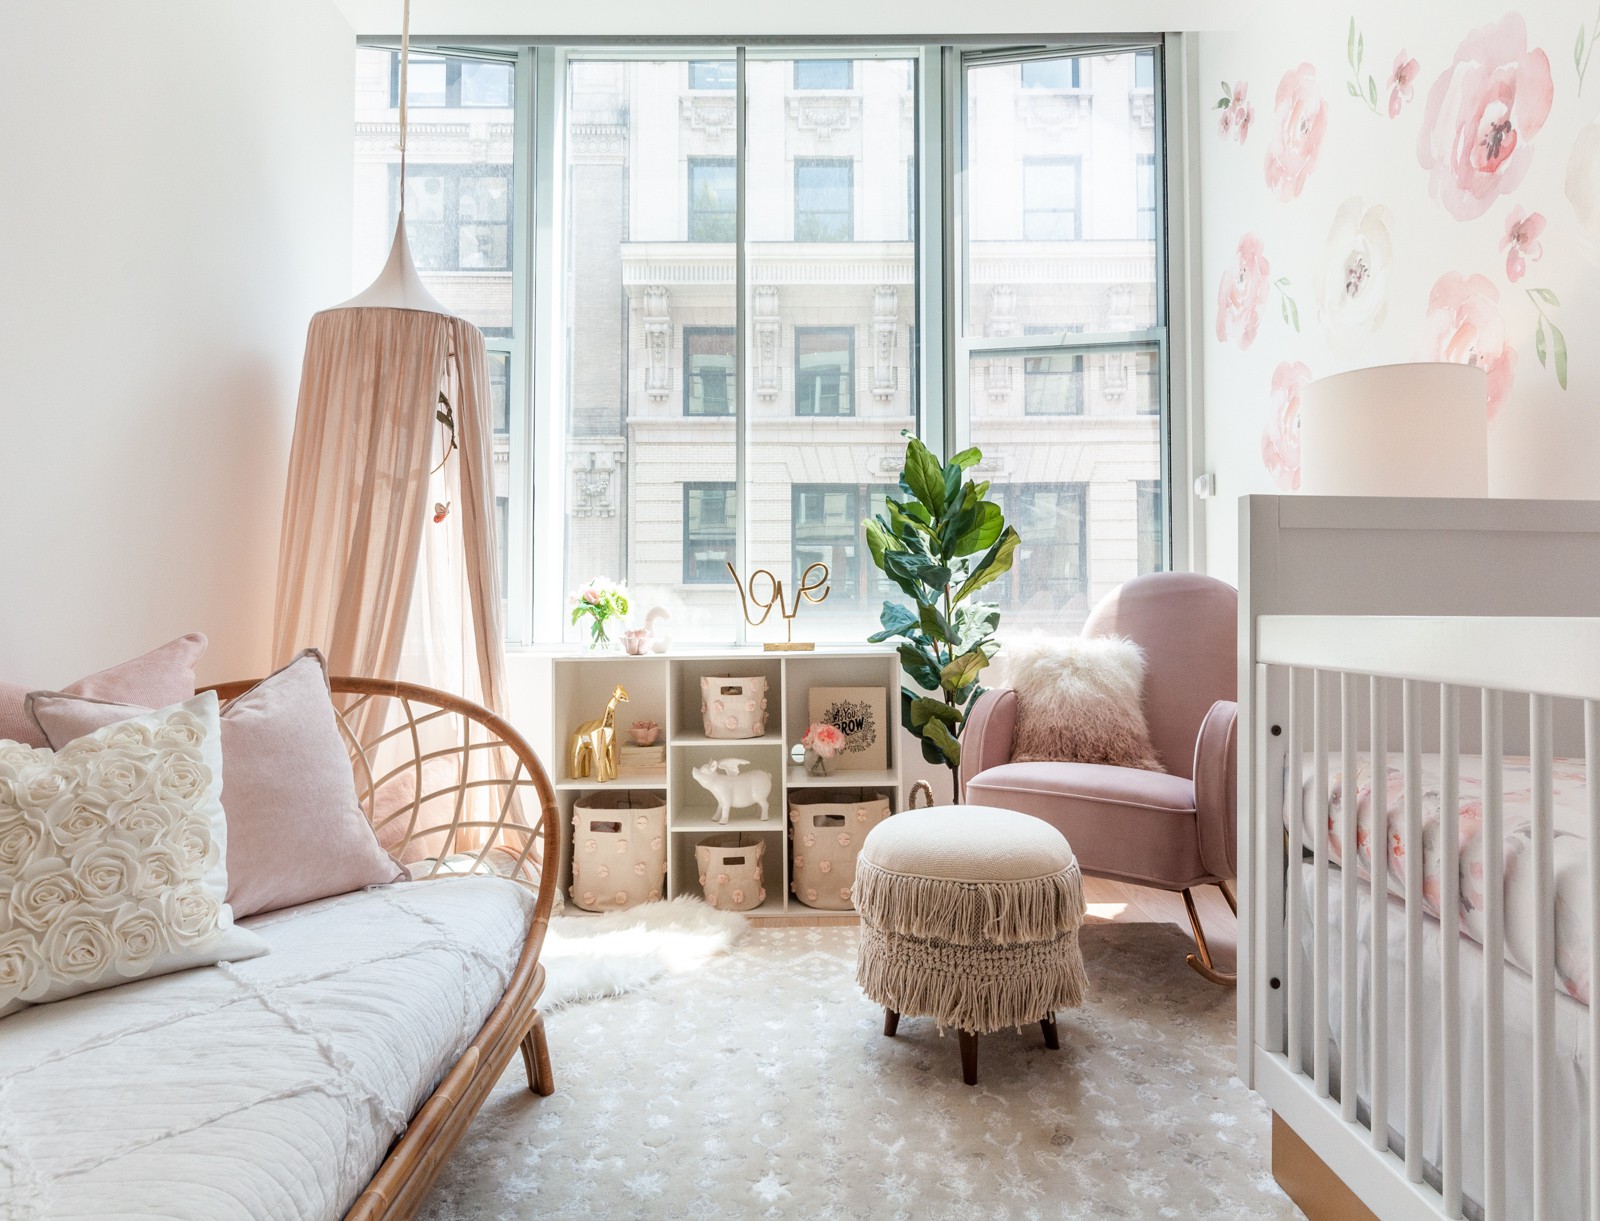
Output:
[{"xmin": 202, "ymin": 675, "xmax": 559, "ymax": 1221}]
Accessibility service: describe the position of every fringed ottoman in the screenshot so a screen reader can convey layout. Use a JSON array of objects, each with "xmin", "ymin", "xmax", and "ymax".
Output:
[{"xmin": 852, "ymin": 805, "xmax": 1087, "ymax": 1085}]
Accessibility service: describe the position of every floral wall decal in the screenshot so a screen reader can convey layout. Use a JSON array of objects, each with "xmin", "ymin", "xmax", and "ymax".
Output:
[
  {"xmin": 1261, "ymin": 361, "xmax": 1312, "ymax": 491},
  {"xmin": 1217, "ymin": 233, "xmax": 1271, "ymax": 348},
  {"xmin": 1346, "ymin": 20, "xmax": 1382, "ymax": 113},
  {"xmin": 1417, "ymin": 13, "xmax": 1554, "ymax": 221},
  {"xmin": 1388, "ymin": 52, "xmax": 1421, "ymax": 116},
  {"xmin": 1576, "ymin": 6, "xmax": 1600, "ymax": 92},
  {"xmin": 1265, "ymin": 65, "xmax": 1329, "ymax": 200},
  {"xmin": 1525, "ymin": 288, "xmax": 1568, "ymax": 388},
  {"xmin": 1502, "ymin": 206, "xmax": 1546, "ymax": 279},
  {"xmin": 1565, "ymin": 118, "xmax": 1600, "ymax": 258},
  {"xmin": 1272, "ymin": 276, "xmax": 1301, "ymax": 332},
  {"xmin": 1216, "ymin": 81, "xmax": 1254, "ymax": 141},
  {"xmin": 1421, "ymin": 272, "xmax": 1517, "ymax": 416},
  {"xmin": 1316, "ymin": 197, "xmax": 1393, "ymax": 340}
]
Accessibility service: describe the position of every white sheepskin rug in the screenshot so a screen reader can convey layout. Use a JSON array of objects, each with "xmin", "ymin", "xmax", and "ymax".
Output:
[
  {"xmin": 996, "ymin": 632, "xmax": 1163, "ymax": 771},
  {"xmin": 540, "ymin": 896, "xmax": 749, "ymax": 1010}
]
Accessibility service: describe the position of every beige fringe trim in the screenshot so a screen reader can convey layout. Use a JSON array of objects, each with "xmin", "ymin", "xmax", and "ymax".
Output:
[
  {"xmin": 856, "ymin": 926, "xmax": 1089, "ymax": 1034},
  {"xmin": 851, "ymin": 857, "xmax": 1086, "ymax": 946}
]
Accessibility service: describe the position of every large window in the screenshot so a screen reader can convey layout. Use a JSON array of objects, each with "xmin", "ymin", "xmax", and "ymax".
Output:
[
  {"xmin": 794, "ymin": 59, "xmax": 853, "ymax": 90},
  {"xmin": 684, "ymin": 328, "xmax": 735, "ymax": 416},
  {"xmin": 795, "ymin": 328, "xmax": 854, "ymax": 417},
  {"xmin": 1137, "ymin": 480, "xmax": 1165, "ymax": 574},
  {"xmin": 683, "ymin": 484, "xmax": 737, "ymax": 583},
  {"xmin": 794, "ymin": 159, "xmax": 853, "ymax": 241},
  {"xmin": 688, "ymin": 60, "xmax": 735, "ymax": 89},
  {"xmin": 390, "ymin": 53, "xmax": 513, "ymax": 108},
  {"xmin": 791, "ymin": 485, "xmax": 894, "ymax": 607},
  {"xmin": 688, "ymin": 157, "xmax": 736, "ymax": 242},
  {"xmin": 998, "ymin": 484, "xmax": 1089, "ymax": 610},
  {"xmin": 1021, "ymin": 157, "xmax": 1080, "ymax": 242},
  {"xmin": 1020, "ymin": 58, "xmax": 1081, "ymax": 89},
  {"xmin": 390, "ymin": 165, "xmax": 511, "ymax": 272}
]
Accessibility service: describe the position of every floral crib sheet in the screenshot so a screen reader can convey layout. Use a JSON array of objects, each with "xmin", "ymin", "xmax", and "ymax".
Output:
[{"xmin": 1292, "ymin": 754, "xmax": 1593, "ymax": 1004}]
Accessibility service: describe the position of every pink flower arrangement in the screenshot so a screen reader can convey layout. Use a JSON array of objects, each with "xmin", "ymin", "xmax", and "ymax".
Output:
[
  {"xmin": 1500, "ymin": 206, "xmax": 1546, "ymax": 282},
  {"xmin": 1387, "ymin": 51, "xmax": 1419, "ymax": 118},
  {"xmin": 1264, "ymin": 64, "xmax": 1328, "ymax": 201},
  {"xmin": 1260, "ymin": 361, "xmax": 1311, "ymax": 492},
  {"xmin": 801, "ymin": 722, "xmax": 846, "ymax": 759},
  {"xmin": 1216, "ymin": 234, "xmax": 1270, "ymax": 350},
  {"xmin": 1421, "ymin": 272, "xmax": 1516, "ymax": 417},
  {"xmin": 1416, "ymin": 14, "xmax": 1553, "ymax": 221}
]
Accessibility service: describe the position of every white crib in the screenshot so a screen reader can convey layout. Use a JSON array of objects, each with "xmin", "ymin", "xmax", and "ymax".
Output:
[{"xmin": 1238, "ymin": 495, "xmax": 1600, "ymax": 1221}]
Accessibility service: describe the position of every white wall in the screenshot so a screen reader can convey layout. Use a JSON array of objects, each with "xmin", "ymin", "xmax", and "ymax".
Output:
[
  {"xmin": 0, "ymin": 1, "xmax": 354, "ymax": 686},
  {"xmin": 1197, "ymin": 1, "xmax": 1600, "ymax": 580}
]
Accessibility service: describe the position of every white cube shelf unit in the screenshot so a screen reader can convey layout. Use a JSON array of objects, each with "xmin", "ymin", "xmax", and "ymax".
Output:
[{"xmin": 547, "ymin": 647, "xmax": 903, "ymax": 917}]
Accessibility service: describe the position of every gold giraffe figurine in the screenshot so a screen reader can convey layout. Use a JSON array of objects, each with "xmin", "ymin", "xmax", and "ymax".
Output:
[
  {"xmin": 570, "ymin": 685, "xmax": 630, "ymax": 782},
  {"xmin": 725, "ymin": 562, "xmax": 830, "ymax": 651}
]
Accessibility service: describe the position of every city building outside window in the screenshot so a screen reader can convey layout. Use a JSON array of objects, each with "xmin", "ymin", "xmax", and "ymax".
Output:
[
  {"xmin": 1022, "ymin": 324, "xmax": 1086, "ymax": 415},
  {"xmin": 1020, "ymin": 58, "xmax": 1080, "ymax": 89},
  {"xmin": 1137, "ymin": 153, "xmax": 1157, "ymax": 240},
  {"xmin": 688, "ymin": 60, "xmax": 735, "ymax": 90},
  {"xmin": 390, "ymin": 165, "xmax": 511, "ymax": 272},
  {"xmin": 793, "ymin": 60, "xmax": 852, "ymax": 90},
  {"xmin": 791, "ymin": 485, "xmax": 896, "ymax": 608},
  {"xmin": 389, "ymin": 53, "xmax": 513, "ymax": 108},
  {"xmin": 1136, "ymin": 480, "xmax": 1165, "ymax": 574},
  {"xmin": 795, "ymin": 328, "xmax": 854, "ymax": 417},
  {"xmin": 794, "ymin": 158, "xmax": 853, "ymax": 241},
  {"xmin": 1021, "ymin": 157, "xmax": 1080, "ymax": 242},
  {"xmin": 488, "ymin": 351, "xmax": 510, "ymax": 434},
  {"xmin": 684, "ymin": 328, "xmax": 736, "ymax": 416},
  {"xmin": 1134, "ymin": 50, "xmax": 1155, "ymax": 90},
  {"xmin": 688, "ymin": 157, "xmax": 736, "ymax": 242},
  {"xmin": 998, "ymin": 484, "xmax": 1089, "ymax": 610},
  {"xmin": 683, "ymin": 483, "xmax": 737, "ymax": 583}
]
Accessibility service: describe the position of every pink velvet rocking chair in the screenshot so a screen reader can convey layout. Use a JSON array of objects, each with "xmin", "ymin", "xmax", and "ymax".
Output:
[{"xmin": 962, "ymin": 572, "xmax": 1240, "ymax": 984}]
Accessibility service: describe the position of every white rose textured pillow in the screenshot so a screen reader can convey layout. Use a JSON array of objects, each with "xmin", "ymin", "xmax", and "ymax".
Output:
[{"xmin": 0, "ymin": 693, "xmax": 267, "ymax": 1016}]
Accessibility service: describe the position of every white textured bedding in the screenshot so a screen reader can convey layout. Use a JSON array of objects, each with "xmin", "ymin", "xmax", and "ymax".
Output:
[{"xmin": 0, "ymin": 877, "xmax": 533, "ymax": 1221}]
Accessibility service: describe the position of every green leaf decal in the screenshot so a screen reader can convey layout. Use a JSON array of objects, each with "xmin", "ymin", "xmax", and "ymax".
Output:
[
  {"xmin": 1345, "ymin": 81, "xmax": 1360, "ymax": 98},
  {"xmin": 1347, "ymin": 18, "xmax": 1356, "ymax": 67},
  {"xmin": 1536, "ymin": 320, "xmax": 1548, "ymax": 367},
  {"xmin": 1534, "ymin": 287, "xmax": 1562, "ymax": 306},
  {"xmin": 1553, "ymin": 323, "xmax": 1569, "ymax": 390},
  {"xmin": 1366, "ymin": 76, "xmax": 1377, "ymax": 107}
]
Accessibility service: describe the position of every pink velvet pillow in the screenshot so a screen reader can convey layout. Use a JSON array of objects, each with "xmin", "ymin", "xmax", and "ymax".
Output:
[
  {"xmin": 0, "ymin": 633, "xmax": 207, "ymax": 747},
  {"xmin": 28, "ymin": 650, "xmax": 407, "ymax": 918}
]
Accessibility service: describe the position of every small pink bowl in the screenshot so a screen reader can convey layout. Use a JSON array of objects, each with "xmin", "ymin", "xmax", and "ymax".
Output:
[{"xmin": 630, "ymin": 720, "xmax": 660, "ymax": 746}]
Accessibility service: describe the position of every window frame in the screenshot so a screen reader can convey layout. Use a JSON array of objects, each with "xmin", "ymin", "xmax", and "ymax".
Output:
[{"xmin": 683, "ymin": 326, "xmax": 737, "ymax": 417}]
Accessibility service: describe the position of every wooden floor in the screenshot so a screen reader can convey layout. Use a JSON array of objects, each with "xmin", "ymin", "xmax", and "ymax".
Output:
[{"xmin": 751, "ymin": 877, "xmax": 1238, "ymax": 976}]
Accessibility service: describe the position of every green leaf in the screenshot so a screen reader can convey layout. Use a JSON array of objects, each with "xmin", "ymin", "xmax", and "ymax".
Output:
[
  {"xmin": 919, "ymin": 735, "xmax": 951, "ymax": 768},
  {"xmin": 1536, "ymin": 320, "xmax": 1548, "ymax": 367},
  {"xmin": 1346, "ymin": 81, "xmax": 1360, "ymax": 98},
  {"xmin": 921, "ymin": 716, "xmax": 961, "ymax": 767},
  {"xmin": 940, "ymin": 648, "xmax": 989, "ymax": 694},
  {"xmin": 954, "ymin": 528, "xmax": 1020, "ymax": 603},
  {"xmin": 1366, "ymin": 76, "xmax": 1377, "ymax": 108},
  {"xmin": 1347, "ymin": 18, "xmax": 1356, "ymax": 67},
  {"xmin": 1553, "ymin": 323, "xmax": 1569, "ymax": 390},
  {"xmin": 883, "ymin": 551, "xmax": 938, "ymax": 604},
  {"xmin": 947, "ymin": 500, "xmax": 1004, "ymax": 559},
  {"xmin": 866, "ymin": 601, "xmax": 920, "ymax": 643},
  {"xmin": 902, "ymin": 436, "xmax": 947, "ymax": 516},
  {"xmin": 907, "ymin": 696, "xmax": 961, "ymax": 732},
  {"xmin": 949, "ymin": 446, "xmax": 982, "ymax": 470},
  {"xmin": 918, "ymin": 602, "xmax": 954, "ymax": 644},
  {"xmin": 941, "ymin": 463, "xmax": 963, "ymax": 515},
  {"xmin": 897, "ymin": 642, "xmax": 944, "ymax": 692},
  {"xmin": 954, "ymin": 603, "xmax": 1001, "ymax": 650},
  {"xmin": 1534, "ymin": 287, "xmax": 1562, "ymax": 306},
  {"xmin": 1578, "ymin": 27, "xmax": 1586, "ymax": 75},
  {"xmin": 1281, "ymin": 298, "xmax": 1290, "ymax": 325},
  {"xmin": 1356, "ymin": 31, "xmax": 1364, "ymax": 69},
  {"xmin": 1215, "ymin": 97, "xmax": 1230, "ymax": 110},
  {"xmin": 886, "ymin": 495, "xmax": 931, "ymax": 526},
  {"xmin": 864, "ymin": 519, "xmax": 897, "ymax": 572},
  {"xmin": 885, "ymin": 499, "xmax": 933, "ymax": 540},
  {"xmin": 1288, "ymin": 298, "xmax": 1300, "ymax": 332}
]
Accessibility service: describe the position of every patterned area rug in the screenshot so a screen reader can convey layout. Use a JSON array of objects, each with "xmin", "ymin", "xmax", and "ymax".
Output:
[{"xmin": 419, "ymin": 922, "xmax": 1300, "ymax": 1219}]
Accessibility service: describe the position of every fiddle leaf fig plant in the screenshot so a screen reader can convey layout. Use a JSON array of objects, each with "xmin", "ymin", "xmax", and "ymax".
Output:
[{"xmin": 864, "ymin": 433, "xmax": 1019, "ymax": 784}]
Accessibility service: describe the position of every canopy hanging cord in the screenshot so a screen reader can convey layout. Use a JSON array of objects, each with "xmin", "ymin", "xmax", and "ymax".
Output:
[{"xmin": 398, "ymin": 0, "xmax": 411, "ymax": 218}]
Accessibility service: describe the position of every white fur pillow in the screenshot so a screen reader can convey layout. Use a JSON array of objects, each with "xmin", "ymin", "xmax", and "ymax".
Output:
[{"xmin": 998, "ymin": 634, "xmax": 1163, "ymax": 772}]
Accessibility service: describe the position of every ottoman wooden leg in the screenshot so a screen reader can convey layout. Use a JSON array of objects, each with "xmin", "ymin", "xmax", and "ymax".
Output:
[
  {"xmin": 959, "ymin": 1029, "xmax": 978, "ymax": 1086},
  {"xmin": 1041, "ymin": 1013, "xmax": 1060, "ymax": 1050},
  {"xmin": 884, "ymin": 1008, "xmax": 900, "ymax": 1037}
]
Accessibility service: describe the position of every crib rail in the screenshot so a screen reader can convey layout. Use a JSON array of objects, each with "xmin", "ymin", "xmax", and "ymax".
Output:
[{"xmin": 1250, "ymin": 614, "xmax": 1600, "ymax": 1221}]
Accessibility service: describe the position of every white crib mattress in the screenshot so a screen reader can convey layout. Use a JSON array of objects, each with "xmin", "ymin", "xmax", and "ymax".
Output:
[
  {"xmin": 1302, "ymin": 865, "xmax": 1591, "ymax": 1219},
  {"xmin": 0, "ymin": 876, "xmax": 534, "ymax": 1220},
  {"xmin": 1293, "ymin": 752, "xmax": 1592, "ymax": 1003}
]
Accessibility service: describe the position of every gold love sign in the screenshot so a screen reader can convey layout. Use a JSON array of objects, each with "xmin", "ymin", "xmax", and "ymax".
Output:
[{"xmin": 725, "ymin": 562, "xmax": 830, "ymax": 651}]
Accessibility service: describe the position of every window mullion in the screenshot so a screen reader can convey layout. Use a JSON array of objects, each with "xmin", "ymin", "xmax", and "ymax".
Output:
[{"xmin": 733, "ymin": 46, "xmax": 748, "ymax": 647}]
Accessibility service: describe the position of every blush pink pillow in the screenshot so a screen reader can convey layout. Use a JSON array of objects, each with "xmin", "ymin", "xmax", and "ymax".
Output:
[
  {"xmin": 0, "ymin": 633, "xmax": 207, "ymax": 747},
  {"xmin": 29, "ymin": 649, "xmax": 407, "ymax": 918}
]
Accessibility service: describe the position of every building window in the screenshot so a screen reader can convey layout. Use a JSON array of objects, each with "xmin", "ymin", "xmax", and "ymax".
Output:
[
  {"xmin": 390, "ymin": 53, "xmax": 514, "ymax": 108},
  {"xmin": 1134, "ymin": 51, "xmax": 1155, "ymax": 90},
  {"xmin": 683, "ymin": 483, "xmax": 736, "ymax": 584},
  {"xmin": 1022, "ymin": 157, "xmax": 1080, "ymax": 241},
  {"xmin": 1137, "ymin": 480, "xmax": 1165, "ymax": 575},
  {"xmin": 794, "ymin": 158, "xmax": 853, "ymax": 241},
  {"xmin": 996, "ymin": 485, "xmax": 1088, "ymax": 608},
  {"xmin": 391, "ymin": 165, "xmax": 511, "ymax": 271},
  {"xmin": 1020, "ymin": 58, "xmax": 1080, "ymax": 89},
  {"xmin": 794, "ymin": 60, "xmax": 852, "ymax": 90},
  {"xmin": 688, "ymin": 157, "xmax": 736, "ymax": 242},
  {"xmin": 684, "ymin": 328, "xmax": 735, "ymax": 416},
  {"xmin": 688, "ymin": 60, "xmax": 735, "ymax": 90},
  {"xmin": 1137, "ymin": 153, "xmax": 1157, "ymax": 240},
  {"xmin": 792, "ymin": 485, "xmax": 894, "ymax": 605},
  {"xmin": 1022, "ymin": 324, "xmax": 1085, "ymax": 415},
  {"xmin": 1135, "ymin": 350, "xmax": 1161, "ymax": 415},
  {"xmin": 795, "ymin": 328, "xmax": 854, "ymax": 416}
]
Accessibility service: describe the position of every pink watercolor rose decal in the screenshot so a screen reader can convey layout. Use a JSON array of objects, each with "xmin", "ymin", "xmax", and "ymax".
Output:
[
  {"xmin": 1501, "ymin": 206, "xmax": 1545, "ymax": 281},
  {"xmin": 1261, "ymin": 361, "xmax": 1311, "ymax": 491},
  {"xmin": 1416, "ymin": 13, "xmax": 1553, "ymax": 221},
  {"xmin": 1215, "ymin": 81, "xmax": 1254, "ymax": 143},
  {"xmin": 1388, "ymin": 51, "xmax": 1420, "ymax": 118},
  {"xmin": 1421, "ymin": 272, "xmax": 1516, "ymax": 417},
  {"xmin": 1216, "ymin": 233, "xmax": 1270, "ymax": 349},
  {"xmin": 1264, "ymin": 65, "xmax": 1328, "ymax": 201}
]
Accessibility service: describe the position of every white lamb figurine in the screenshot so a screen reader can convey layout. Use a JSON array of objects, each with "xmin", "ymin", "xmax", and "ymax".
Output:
[{"xmin": 691, "ymin": 758, "xmax": 773, "ymax": 824}]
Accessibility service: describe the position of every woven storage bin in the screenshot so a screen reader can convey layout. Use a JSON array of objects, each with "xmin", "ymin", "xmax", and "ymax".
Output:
[
  {"xmin": 695, "ymin": 834, "xmax": 767, "ymax": 911},
  {"xmin": 570, "ymin": 791, "xmax": 666, "ymax": 912},
  {"xmin": 700, "ymin": 676, "xmax": 769, "ymax": 739},
  {"xmin": 789, "ymin": 789, "xmax": 892, "ymax": 910}
]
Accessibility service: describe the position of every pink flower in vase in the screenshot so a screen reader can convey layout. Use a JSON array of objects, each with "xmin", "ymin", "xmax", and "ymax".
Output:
[
  {"xmin": 1500, "ymin": 206, "xmax": 1545, "ymax": 282},
  {"xmin": 1387, "ymin": 51, "xmax": 1419, "ymax": 118},
  {"xmin": 1215, "ymin": 233, "xmax": 1270, "ymax": 350},
  {"xmin": 1421, "ymin": 272, "xmax": 1516, "ymax": 417},
  {"xmin": 1264, "ymin": 64, "xmax": 1328, "ymax": 201}
]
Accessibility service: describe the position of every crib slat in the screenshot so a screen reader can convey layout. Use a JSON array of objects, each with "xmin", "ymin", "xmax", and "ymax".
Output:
[
  {"xmin": 1403, "ymin": 679, "xmax": 1424, "ymax": 1183},
  {"xmin": 1531, "ymin": 695, "xmax": 1555, "ymax": 1221},
  {"xmin": 1287, "ymin": 667, "xmax": 1304, "ymax": 1077},
  {"xmin": 1439, "ymin": 685, "xmax": 1462, "ymax": 1217},
  {"xmin": 1370, "ymin": 677, "xmax": 1389, "ymax": 1151},
  {"xmin": 1340, "ymin": 672, "xmax": 1359, "ymax": 1123},
  {"xmin": 1586, "ymin": 700, "xmax": 1600, "ymax": 1221},
  {"xmin": 1313, "ymin": 670, "xmax": 1331, "ymax": 1097},
  {"xmin": 1482, "ymin": 690, "xmax": 1505, "ymax": 1221}
]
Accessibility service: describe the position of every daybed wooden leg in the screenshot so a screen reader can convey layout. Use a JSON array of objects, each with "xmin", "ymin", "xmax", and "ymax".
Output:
[
  {"xmin": 959, "ymin": 1029, "xmax": 978, "ymax": 1086},
  {"xmin": 1182, "ymin": 887, "xmax": 1237, "ymax": 986},
  {"xmin": 884, "ymin": 1008, "xmax": 900, "ymax": 1037},
  {"xmin": 521, "ymin": 1012, "xmax": 555, "ymax": 1097},
  {"xmin": 1041, "ymin": 1013, "xmax": 1059, "ymax": 1050}
]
